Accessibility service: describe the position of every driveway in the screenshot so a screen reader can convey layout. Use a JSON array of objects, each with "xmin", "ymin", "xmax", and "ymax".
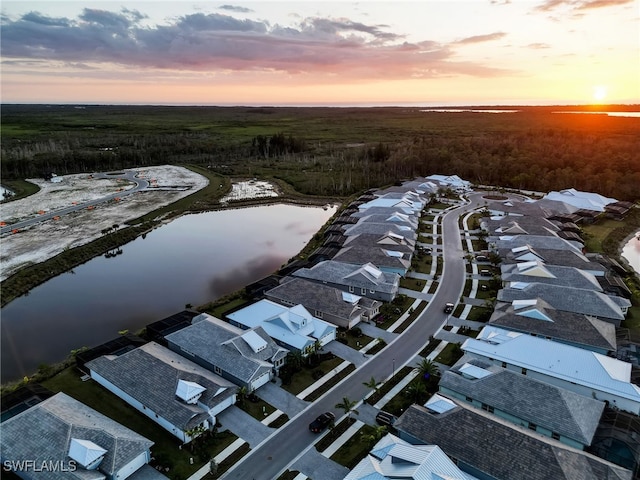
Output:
[
  {"xmin": 257, "ymin": 382, "xmax": 308, "ymax": 418},
  {"xmin": 217, "ymin": 406, "xmax": 274, "ymax": 448}
]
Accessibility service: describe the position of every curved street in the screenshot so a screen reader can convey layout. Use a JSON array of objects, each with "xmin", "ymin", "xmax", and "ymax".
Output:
[
  {"xmin": 0, "ymin": 171, "xmax": 149, "ymax": 235},
  {"xmin": 221, "ymin": 193, "xmax": 488, "ymax": 480}
]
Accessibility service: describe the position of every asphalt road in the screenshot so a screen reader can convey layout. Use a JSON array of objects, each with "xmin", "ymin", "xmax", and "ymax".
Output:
[
  {"xmin": 222, "ymin": 193, "xmax": 488, "ymax": 480},
  {"xmin": 0, "ymin": 171, "xmax": 149, "ymax": 235}
]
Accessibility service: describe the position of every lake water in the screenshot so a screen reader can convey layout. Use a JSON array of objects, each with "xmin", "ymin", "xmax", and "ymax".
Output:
[
  {"xmin": 553, "ymin": 111, "xmax": 640, "ymax": 118},
  {"xmin": 622, "ymin": 231, "xmax": 640, "ymax": 276},
  {"xmin": 0, "ymin": 204, "xmax": 337, "ymax": 383}
]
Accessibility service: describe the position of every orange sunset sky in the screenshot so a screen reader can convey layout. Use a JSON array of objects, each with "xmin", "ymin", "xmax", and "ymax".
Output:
[{"xmin": 1, "ymin": 0, "xmax": 639, "ymax": 106}]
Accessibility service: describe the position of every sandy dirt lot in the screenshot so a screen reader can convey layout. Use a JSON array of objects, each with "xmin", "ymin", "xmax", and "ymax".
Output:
[{"xmin": 0, "ymin": 165, "xmax": 209, "ymax": 281}]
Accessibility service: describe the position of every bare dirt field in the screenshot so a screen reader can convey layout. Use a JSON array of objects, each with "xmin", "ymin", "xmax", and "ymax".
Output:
[{"xmin": 0, "ymin": 165, "xmax": 209, "ymax": 281}]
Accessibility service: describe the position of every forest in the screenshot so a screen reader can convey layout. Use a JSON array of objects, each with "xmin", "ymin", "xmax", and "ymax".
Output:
[{"xmin": 1, "ymin": 104, "xmax": 639, "ymax": 201}]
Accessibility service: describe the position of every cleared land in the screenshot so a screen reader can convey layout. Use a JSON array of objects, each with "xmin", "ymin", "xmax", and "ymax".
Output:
[{"xmin": 0, "ymin": 165, "xmax": 208, "ymax": 281}]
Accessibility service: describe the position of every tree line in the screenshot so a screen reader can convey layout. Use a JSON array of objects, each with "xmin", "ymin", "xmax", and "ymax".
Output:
[{"xmin": 1, "ymin": 109, "xmax": 638, "ymax": 201}]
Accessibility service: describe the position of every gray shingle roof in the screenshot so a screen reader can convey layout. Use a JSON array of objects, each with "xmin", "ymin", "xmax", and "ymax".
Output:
[
  {"xmin": 489, "ymin": 300, "xmax": 616, "ymax": 352},
  {"xmin": 342, "ymin": 233, "xmax": 415, "ymax": 252},
  {"xmin": 342, "ymin": 222, "xmax": 417, "ymax": 241},
  {"xmin": 333, "ymin": 245, "xmax": 411, "ymax": 273},
  {"xmin": 292, "ymin": 260, "xmax": 400, "ymax": 295},
  {"xmin": 167, "ymin": 315, "xmax": 287, "ymax": 385},
  {"xmin": 0, "ymin": 392, "xmax": 153, "ymax": 480},
  {"xmin": 497, "ymin": 283, "xmax": 628, "ymax": 321},
  {"xmin": 484, "ymin": 216, "xmax": 561, "ymax": 237},
  {"xmin": 500, "ymin": 247, "xmax": 608, "ymax": 273},
  {"xmin": 265, "ymin": 277, "xmax": 368, "ymax": 322},
  {"xmin": 86, "ymin": 342, "xmax": 236, "ymax": 431},
  {"xmin": 501, "ymin": 263, "xmax": 603, "ymax": 291},
  {"xmin": 351, "ymin": 206, "xmax": 420, "ymax": 220},
  {"xmin": 492, "ymin": 235, "xmax": 582, "ymax": 254},
  {"xmin": 439, "ymin": 363, "xmax": 605, "ymax": 445},
  {"xmin": 394, "ymin": 402, "xmax": 632, "ymax": 480}
]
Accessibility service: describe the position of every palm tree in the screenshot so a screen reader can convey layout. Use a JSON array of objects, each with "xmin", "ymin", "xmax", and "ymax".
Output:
[
  {"xmin": 287, "ymin": 351, "xmax": 303, "ymax": 372},
  {"xmin": 236, "ymin": 386, "xmax": 247, "ymax": 405},
  {"xmin": 363, "ymin": 376, "xmax": 379, "ymax": 393},
  {"xmin": 405, "ymin": 381, "xmax": 427, "ymax": 403},
  {"xmin": 361, "ymin": 425, "xmax": 387, "ymax": 447},
  {"xmin": 416, "ymin": 358, "xmax": 440, "ymax": 381},
  {"xmin": 335, "ymin": 396, "xmax": 359, "ymax": 420}
]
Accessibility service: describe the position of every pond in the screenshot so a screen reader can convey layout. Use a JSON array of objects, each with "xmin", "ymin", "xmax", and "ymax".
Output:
[
  {"xmin": 622, "ymin": 231, "xmax": 640, "ymax": 276},
  {"xmin": 0, "ymin": 203, "xmax": 337, "ymax": 383}
]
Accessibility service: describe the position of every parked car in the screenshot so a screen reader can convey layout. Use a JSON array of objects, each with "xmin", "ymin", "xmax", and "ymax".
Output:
[
  {"xmin": 375, "ymin": 411, "xmax": 397, "ymax": 427},
  {"xmin": 480, "ymin": 269, "xmax": 492, "ymax": 276},
  {"xmin": 309, "ymin": 412, "xmax": 335, "ymax": 433},
  {"xmin": 476, "ymin": 255, "xmax": 488, "ymax": 262},
  {"xmin": 444, "ymin": 303, "xmax": 454, "ymax": 314}
]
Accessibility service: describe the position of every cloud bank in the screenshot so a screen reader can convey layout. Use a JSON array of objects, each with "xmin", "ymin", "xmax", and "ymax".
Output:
[{"xmin": 1, "ymin": 8, "xmax": 510, "ymax": 80}]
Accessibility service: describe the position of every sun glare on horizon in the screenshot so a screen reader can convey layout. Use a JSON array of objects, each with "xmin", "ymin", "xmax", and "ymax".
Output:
[{"xmin": 592, "ymin": 85, "xmax": 608, "ymax": 103}]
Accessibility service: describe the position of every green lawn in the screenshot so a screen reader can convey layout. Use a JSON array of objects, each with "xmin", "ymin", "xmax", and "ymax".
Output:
[
  {"xmin": 330, "ymin": 424, "xmax": 378, "ymax": 469},
  {"xmin": 434, "ymin": 343, "xmax": 464, "ymax": 366},
  {"xmin": 236, "ymin": 396, "xmax": 276, "ymax": 420},
  {"xmin": 400, "ymin": 277, "xmax": 426, "ymax": 290},
  {"xmin": 281, "ymin": 355, "xmax": 344, "ymax": 395}
]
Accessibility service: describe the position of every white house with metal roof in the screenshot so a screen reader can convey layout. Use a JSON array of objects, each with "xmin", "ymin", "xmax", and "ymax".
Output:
[
  {"xmin": 543, "ymin": 188, "xmax": 617, "ymax": 213},
  {"xmin": 462, "ymin": 326, "xmax": 640, "ymax": 415},
  {"xmin": 226, "ymin": 299, "xmax": 336, "ymax": 355},
  {"xmin": 424, "ymin": 174, "xmax": 472, "ymax": 192},
  {"xmin": 344, "ymin": 433, "xmax": 478, "ymax": 480}
]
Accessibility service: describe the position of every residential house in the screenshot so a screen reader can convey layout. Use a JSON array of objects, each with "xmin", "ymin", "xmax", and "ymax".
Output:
[
  {"xmin": 345, "ymin": 433, "xmax": 478, "ymax": 480},
  {"xmin": 333, "ymin": 245, "xmax": 412, "ymax": 277},
  {"xmin": 0, "ymin": 392, "xmax": 159, "ymax": 480},
  {"xmin": 542, "ymin": 188, "xmax": 617, "ymax": 213},
  {"xmin": 394, "ymin": 398, "xmax": 632, "ymax": 480},
  {"xmin": 489, "ymin": 299, "xmax": 616, "ymax": 355},
  {"xmin": 342, "ymin": 232, "xmax": 416, "ymax": 254},
  {"xmin": 500, "ymin": 261, "xmax": 604, "ymax": 291},
  {"xmin": 342, "ymin": 222, "xmax": 418, "ymax": 242},
  {"xmin": 499, "ymin": 245, "xmax": 608, "ymax": 276},
  {"xmin": 497, "ymin": 283, "xmax": 629, "ymax": 325},
  {"xmin": 226, "ymin": 299, "xmax": 336, "ymax": 355},
  {"xmin": 357, "ymin": 197, "xmax": 423, "ymax": 214},
  {"xmin": 351, "ymin": 206, "xmax": 420, "ymax": 220},
  {"xmin": 355, "ymin": 212, "xmax": 419, "ymax": 230},
  {"xmin": 489, "ymin": 234, "xmax": 584, "ymax": 255},
  {"xmin": 86, "ymin": 342, "xmax": 237, "ymax": 443},
  {"xmin": 264, "ymin": 277, "xmax": 381, "ymax": 329},
  {"xmin": 166, "ymin": 314, "xmax": 289, "ymax": 391},
  {"xmin": 461, "ymin": 326, "xmax": 640, "ymax": 414},
  {"xmin": 424, "ymin": 174, "xmax": 472, "ymax": 192},
  {"xmin": 292, "ymin": 260, "xmax": 400, "ymax": 302},
  {"xmin": 439, "ymin": 358, "xmax": 605, "ymax": 450}
]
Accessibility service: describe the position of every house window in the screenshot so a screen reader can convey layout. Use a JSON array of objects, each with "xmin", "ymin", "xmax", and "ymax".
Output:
[
  {"xmin": 481, "ymin": 403, "xmax": 493, "ymax": 413},
  {"xmin": 528, "ymin": 422, "xmax": 536, "ymax": 431},
  {"xmin": 501, "ymin": 362, "xmax": 507, "ymax": 368},
  {"xmin": 465, "ymin": 396, "xmax": 473, "ymax": 402},
  {"xmin": 552, "ymin": 432, "xmax": 560, "ymax": 440},
  {"xmin": 361, "ymin": 288, "xmax": 366, "ymax": 294},
  {"xmin": 315, "ymin": 310, "xmax": 323, "ymax": 318},
  {"xmin": 349, "ymin": 286, "xmax": 354, "ymax": 293},
  {"xmin": 521, "ymin": 368, "xmax": 527, "ymax": 375},
  {"xmin": 214, "ymin": 366, "xmax": 222, "ymax": 375},
  {"xmin": 370, "ymin": 289, "xmax": 375, "ymax": 294}
]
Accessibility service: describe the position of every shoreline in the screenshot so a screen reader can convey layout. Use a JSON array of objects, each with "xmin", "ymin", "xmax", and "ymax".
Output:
[{"xmin": 618, "ymin": 229, "xmax": 640, "ymax": 278}]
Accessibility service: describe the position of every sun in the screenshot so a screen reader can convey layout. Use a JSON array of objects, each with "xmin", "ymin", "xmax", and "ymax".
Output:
[{"xmin": 592, "ymin": 85, "xmax": 608, "ymax": 103}]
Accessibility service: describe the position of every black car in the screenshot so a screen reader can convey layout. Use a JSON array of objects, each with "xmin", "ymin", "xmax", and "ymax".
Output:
[
  {"xmin": 444, "ymin": 303, "xmax": 454, "ymax": 314},
  {"xmin": 309, "ymin": 412, "xmax": 335, "ymax": 433},
  {"xmin": 375, "ymin": 411, "xmax": 397, "ymax": 427}
]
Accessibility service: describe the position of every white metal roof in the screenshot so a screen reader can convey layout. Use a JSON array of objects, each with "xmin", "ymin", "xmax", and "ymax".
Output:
[
  {"xmin": 68, "ymin": 438, "xmax": 107, "ymax": 468},
  {"xmin": 424, "ymin": 393, "xmax": 457, "ymax": 413},
  {"xmin": 341, "ymin": 291, "xmax": 362, "ymax": 304},
  {"xmin": 241, "ymin": 330, "xmax": 267, "ymax": 353},
  {"xmin": 459, "ymin": 363, "xmax": 493, "ymax": 380},
  {"xmin": 175, "ymin": 379, "xmax": 206, "ymax": 404},
  {"xmin": 463, "ymin": 326, "xmax": 640, "ymax": 402}
]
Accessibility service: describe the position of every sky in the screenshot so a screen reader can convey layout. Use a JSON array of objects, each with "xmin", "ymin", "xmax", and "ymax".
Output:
[{"xmin": 1, "ymin": 0, "xmax": 639, "ymax": 106}]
